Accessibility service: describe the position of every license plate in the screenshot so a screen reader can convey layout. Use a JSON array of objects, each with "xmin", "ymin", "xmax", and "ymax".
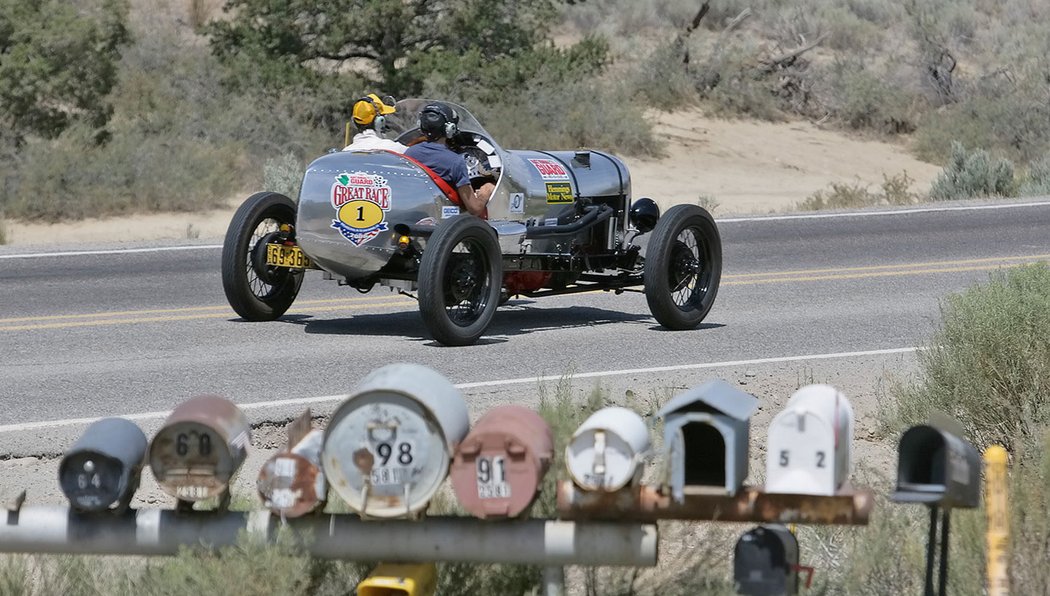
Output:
[{"xmin": 266, "ymin": 243, "xmax": 312, "ymax": 269}]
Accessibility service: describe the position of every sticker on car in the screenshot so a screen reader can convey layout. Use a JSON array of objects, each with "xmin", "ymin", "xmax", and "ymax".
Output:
[
  {"xmin": 545, "ymin": 182, "xmax": 572, "ymax": 204},
  {"xmin": 509, "ymin": 192, "xmax": 525, "ymax": 214},
  {"xmin": 330, "ymin": 172, "xmax": 392, "ymax": 246},
  {"xmin": 442, "ymin": 205, "xmax": 460, "ymax": 219},
  {"xmin": 528, "ymin": 158, "xmax": 570, "ymax": 181}
]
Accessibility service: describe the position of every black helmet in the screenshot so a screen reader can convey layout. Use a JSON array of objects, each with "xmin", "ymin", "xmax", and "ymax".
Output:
[
  {"xmin": 419, "ymin": 102, "xmax": 459, "ymax": 140},
  {"xmin": 629, "ymin": 197, "xmax": 660, "ymax": 233}
]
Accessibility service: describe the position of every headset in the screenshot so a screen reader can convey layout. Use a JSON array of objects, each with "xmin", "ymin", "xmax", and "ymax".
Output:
[
  {"xmin": 354, "ymin": 96, "xmax": 387, "ymax": 133},
  {"xmin": 419, "ymin": 103, "xmax": 459, "ymax": 140}
]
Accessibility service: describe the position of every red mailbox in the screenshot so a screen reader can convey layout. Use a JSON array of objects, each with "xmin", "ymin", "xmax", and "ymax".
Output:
[{"xmin": 450, "ymin": 405, "xmax": 553, "ymax": 519}]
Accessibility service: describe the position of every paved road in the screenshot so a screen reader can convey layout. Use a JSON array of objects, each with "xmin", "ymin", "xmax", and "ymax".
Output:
[{"xmin": 2, "ymin": 200, "xmax": 1049, "ymax": 440}]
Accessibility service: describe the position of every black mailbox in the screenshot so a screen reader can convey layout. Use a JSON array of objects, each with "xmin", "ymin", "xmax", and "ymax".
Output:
[
  {"xmin": 59, "ymin": 418, "xmax": 147, "ymax": 513},
  {"xmin": 734, "ymin": 525, "xmax": 799, "ymax": 596},
  {"xmin": 891, "ymin": 424, "xmax": 981, "ymax": 509}
]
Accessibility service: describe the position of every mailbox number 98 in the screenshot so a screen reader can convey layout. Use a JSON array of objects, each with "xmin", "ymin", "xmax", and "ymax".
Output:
[
  {"xmin": 778, "ymin": 450, "xmax": 826, "ymax": 468},
  {"xmin": 376, "ymin": 442, "xmax": 414, "ymax": 466},
  {"xmin": 176, "ymin": 431, "xmax": 213, "ymax": 457}
]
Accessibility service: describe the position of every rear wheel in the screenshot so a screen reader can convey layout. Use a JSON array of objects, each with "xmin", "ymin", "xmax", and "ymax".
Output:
[
  {"xmin": 221, "ymin": 192, "xmax": 304, "ymax": 321},
  {"xmin": 418, "ymin": 216, "xmax": 502, "ymax": 346},
  {"xmin": 643, "ymin": 204, "xmax": 722, "ymax": 329}
]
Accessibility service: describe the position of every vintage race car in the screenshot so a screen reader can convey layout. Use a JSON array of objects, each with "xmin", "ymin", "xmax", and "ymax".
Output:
[{"xmin": 221, "ymin": 98, "xmax": 722, "ymax": 346}]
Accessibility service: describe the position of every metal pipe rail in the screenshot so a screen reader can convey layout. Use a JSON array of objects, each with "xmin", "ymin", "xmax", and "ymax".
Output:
[{"xmin": 0, "ymin": 506, "xmax": 657, "ymax": 567}]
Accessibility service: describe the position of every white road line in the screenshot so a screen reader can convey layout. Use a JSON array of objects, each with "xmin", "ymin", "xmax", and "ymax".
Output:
[
  {"xmin": 718, "ymin": 200, "xmax": 1050, "ymax": 222},
  {"xmin": 0, "ymin": 245, "xmax": 222, "ymax": 260},
  {"xmin": 0, "ymin": 346, "xmax": 916, "ymax": 434},
  {"xmin": 3, "ymin": 200, "xmax": 1049, "ymax": 260}
]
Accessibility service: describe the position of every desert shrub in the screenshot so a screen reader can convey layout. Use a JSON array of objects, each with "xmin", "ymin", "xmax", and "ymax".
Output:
[
  {"xmin": 698, "ymin": 44, "xmax": 784, "ymax": 122},
  {"xmin": 797, "ymin": 172, "xmax": 917, "ymax": 210},
  {"xmin": 633, "ymin": 39, "xmax": 698, "ymax": 111},
  {"xmin": 825, "ymin": 60, "xmax": 918, "ymax": 135},
  {"xmin": 1019, "ymin": 156, "xmax": 1050, "ymax": 197},
  {"xmin": 890, "ymin": 263, "xmax": 1050, "ymax": 452},
  {"xmin": 928, "ymin": 142, "xmax": 1017, "ymax": 201},
  {"xmin": 263, "ymin": 153, "xmax": 304, "ymax": 200},
  {"xmin": 915, "ymin": 90, "xmax": 1050, "ymax": 165}
]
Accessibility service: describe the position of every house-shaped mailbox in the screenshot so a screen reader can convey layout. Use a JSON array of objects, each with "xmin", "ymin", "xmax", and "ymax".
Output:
[
  {"xmin": 658, "ymin": 380, "xmax": 759, "ymax": 500},
  {"xmin": 765, "ymin": 384, "xmax": 855, "ymax": 496}
]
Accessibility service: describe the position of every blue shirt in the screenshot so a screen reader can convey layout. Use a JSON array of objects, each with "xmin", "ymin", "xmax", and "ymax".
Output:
[{"xmin": 405, "ymin": 141, "xmax": 470, "ymax": 189}]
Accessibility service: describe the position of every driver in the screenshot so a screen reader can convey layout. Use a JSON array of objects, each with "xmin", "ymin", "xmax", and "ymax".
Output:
[
  {"xmin": 404, "ymin": 102, "xmax": 494, "ymax": 217},
  {"xmin": 343, "ymin": 94, "xmax": 407, "ymax": 153}
]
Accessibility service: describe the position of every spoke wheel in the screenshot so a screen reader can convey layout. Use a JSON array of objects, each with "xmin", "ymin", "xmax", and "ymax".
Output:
[
  {"xmin": 221, "ymin": 192, "xmax": 304, "ymax": 321},
  {"xmin": 418, "ymin": 215, "xmax": 501, "ymax": 346},
  {"xmin": 643, "ymin": 204, "xmax": 722, "ymax": 329}
]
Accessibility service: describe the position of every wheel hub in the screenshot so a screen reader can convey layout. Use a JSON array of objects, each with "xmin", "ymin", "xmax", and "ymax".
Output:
[
  {"xmin": 449, "ymin": 256, "xmax": 480, "ymax": 303},
  {"xmin": 669, "ymin": 240, "xmax": 700, "ymax": 292}
]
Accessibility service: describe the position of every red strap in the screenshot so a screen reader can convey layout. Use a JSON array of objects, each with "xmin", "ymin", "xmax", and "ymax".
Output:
[{"xmin": 392, "ymin": 151, "xmax": 461, "ymax": 205}]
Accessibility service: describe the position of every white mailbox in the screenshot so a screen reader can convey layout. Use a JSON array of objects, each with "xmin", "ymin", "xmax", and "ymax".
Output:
[
  {"xmin": 765, "ymin": 384, "xmax": 855, "ymax": 496},
  {"xmin": 322, "ymin": 363, "xmax": 469, "ymax": 518},
  {"xmin": 565, "ymin": 407, "xmax": 650, "ymax": 492},
  {"xmin": 658, "ymin": 380, "xmax": 759, "ymax": 500}
]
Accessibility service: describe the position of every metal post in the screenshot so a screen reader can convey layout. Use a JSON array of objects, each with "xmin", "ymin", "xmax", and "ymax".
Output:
[
  {"xmin": 542, "ymin": 566, "xmax": 565, "ymax": 596},
  {"xmin": 984, "ymin": 445, "xmax": 1009, "ymax": 596},
  {"xmin": 938, "ymin": 509, "xmax": 951, "ymax": 596},
  {"xmin": 0, "ymin": 506, "xmax": 657, "ymax": 567},
  {"xmin": 924, "ymin": 505, "xmax": 938, "ymax": 596}
]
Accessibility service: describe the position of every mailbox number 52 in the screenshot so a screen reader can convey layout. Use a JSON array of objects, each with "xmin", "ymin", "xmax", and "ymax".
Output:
[{"xmin": 778, "ymin": 450, "xmax": 826, "ymax": 468}]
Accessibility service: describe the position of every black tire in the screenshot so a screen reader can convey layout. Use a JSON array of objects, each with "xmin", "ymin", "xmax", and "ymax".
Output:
[
  {"xmin": 417, "ymin": 215, "xmax": 502, "ymax": 346},
  {"xmin": 221, "ymin": 192, "xmax": 304, "ymax": 321},
  {"xmin": 643, "ymin": 204, "xmax": 722, "ymax": 330}
]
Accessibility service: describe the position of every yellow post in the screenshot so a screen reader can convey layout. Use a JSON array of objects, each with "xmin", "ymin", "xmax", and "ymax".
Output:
[
  {"xmin": 357, "ymin": 562, "xmax": 437, "ymax": 596},
  {"xmin": 984, "ymin": 445, "xmax": 1009, "ymax": 596}
]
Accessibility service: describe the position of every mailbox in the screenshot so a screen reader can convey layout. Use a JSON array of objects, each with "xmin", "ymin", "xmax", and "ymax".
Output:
[
  {"xmin": 734, "ymin": 525, "xmax": 799, "ymax": 596},
  {"xmin": 891, "ymin": 422, "xmax": 981, "ymax": 509},
  {"xmin": 357, "ymin": 563, "xmax": 437, "ymax": 596},
  {"xmin": 765, "ymin": 384, "xmax": 854, "ymax": 496},
  {"xmin": 323, "ymin": 363, "xmax": 469, "ymax": 518},
  {"xmin": 450, "ymin": 405, "xmax": 553, "ymax": 519},
  {"xmin": 658, "ymin": 380, "xmax": 758, "ymax": 500},
  {"xmin": 565, "ymin": 407, "xmax": 650, "ymax": 492},
  {"xmin": 258, "ymin": 410, "xmax": 327, "ymax": 518},
  {"xmin": 59, "ymin": 418, "xmax": 147, "ymax": 513},
  {"xmin": 149, "ymin": 394, "xmax": 251, "ymax": 507}
]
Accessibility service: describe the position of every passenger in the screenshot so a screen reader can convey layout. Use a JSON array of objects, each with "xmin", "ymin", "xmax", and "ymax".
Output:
[
  {"xmin": 342, "ymin": 94, "xmax": 407, "ymax": 153},
  {"xmin": 404, "ymin": 102, "xmax": 494, "ymax": 217}
]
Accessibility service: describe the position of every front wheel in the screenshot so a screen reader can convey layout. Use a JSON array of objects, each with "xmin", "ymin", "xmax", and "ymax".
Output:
[
  {"xmin": 417, "ymin": 215, "xmax": 502, "ymax": 346},
  {"xmin": 643, "ymin": 204, "xmax": 722, "ymax": 329},
  {"xmin": 221, "ymin": 192, "xmax": 304, "ymax": 321}
]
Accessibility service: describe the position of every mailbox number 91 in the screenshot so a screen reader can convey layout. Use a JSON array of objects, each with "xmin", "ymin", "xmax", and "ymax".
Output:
[
  {"xmin": 176, "ymin": 431, "xmax": 213, "ymax": 457},
  {"xmin": 779, "ymin": 450, "xmax": 826, "ymax": 468}
]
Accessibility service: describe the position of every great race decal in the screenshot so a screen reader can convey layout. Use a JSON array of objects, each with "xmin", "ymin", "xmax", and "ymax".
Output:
[
  {"xmin": 330, "ymin": 172, "xmax": 391, "ymax": 246},
  {"xmin": 528, "ymin": 158, "xmax": 570, "ymax": 181}
]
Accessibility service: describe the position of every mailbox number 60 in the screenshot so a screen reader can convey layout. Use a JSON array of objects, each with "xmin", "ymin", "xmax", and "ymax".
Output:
[{"xmin": 176, "ymin": 432, "xmax": 213, "ymax": 457}]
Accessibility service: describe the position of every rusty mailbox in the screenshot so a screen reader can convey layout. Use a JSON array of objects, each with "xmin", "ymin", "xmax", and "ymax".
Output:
[
  {"xmin": 149, "ymin": 394, "xmax": 251, "ymax": 508},
  {"xmin": 450, "ymin": 405, "xmax": 553, "ymax": 519},
  {"xmin": 658, "ymin": 379, "xmax": 759, "ymax": 500},
  {"xmin": 323, "ymin": 363, "xmax": 469, "ymax": 518},
  {"xmin": 258, "ymin": 409, "xmax": 327, "ymax": 518},
  {"xmin": 734, "ymin": 525, "xmax": 800, "ymax": 596},
  {"xmin": 766, "ymin": 384, "xmax": 855, "ymax": 496},
  {"xmin": 565, "ymin": 407, "xmax": 651, "ymax": 492},
  {"xmin": 59, "ymin": 417, "xmax": 147, "ymax": 513}
]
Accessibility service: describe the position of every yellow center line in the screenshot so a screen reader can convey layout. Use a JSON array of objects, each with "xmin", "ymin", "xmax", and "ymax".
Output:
[
  {"xmin": 0, "ymin": 296, "xmax": 411, "ymax": 324},
  {"xmin": 724, "ymin": 263, "xmax": 1035, "ymax": 285},
  {"xmin": 0, "ymin": 300, "xmax": 419, "ymax": 332},
  {"xmin": 725, "ymin": 254, "xmax": 1050, "ymax": 279}
]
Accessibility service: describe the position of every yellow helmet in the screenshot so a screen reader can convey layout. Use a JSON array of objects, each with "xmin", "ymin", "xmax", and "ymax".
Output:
[{"xmin": 352, "ymin": 94, "xmax": 396, "ymax": 126}]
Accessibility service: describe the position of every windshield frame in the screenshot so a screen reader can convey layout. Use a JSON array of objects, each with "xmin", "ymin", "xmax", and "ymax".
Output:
[{"xmin": 386, "ymin": 98, "xmax": 501, "ymax": 151}]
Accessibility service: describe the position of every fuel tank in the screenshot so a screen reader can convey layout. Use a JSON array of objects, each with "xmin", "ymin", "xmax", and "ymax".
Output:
[{"xmin": 296, "ymin": 150, "xmax": 452, "ymax": 280}]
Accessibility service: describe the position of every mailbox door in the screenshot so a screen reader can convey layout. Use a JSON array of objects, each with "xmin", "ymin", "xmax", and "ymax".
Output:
[
  {"xmin": 150, "ymin": 420, "xmax": 246, "ymax": 501},
  {"xmin": 734, "ymin": 525, "xmax": 799, "ymax": 595},
  {"xmin": 766, "ymin": 412, "xmax": 836, "ymax": 496},
  {"xmin": 565, "ymin": 407, "xmax": 649, "ymax": 492}
]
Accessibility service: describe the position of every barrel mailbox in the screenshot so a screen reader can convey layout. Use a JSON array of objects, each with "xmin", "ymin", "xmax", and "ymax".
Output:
[
  {"xmin": 892, "ymin": 423, "xmax": 981, "ymax": 509},
  {"xmin": 451, "ymin": 405, "xmax": 553, "ymax": 519},
  {"xmin": 59, "ymin": 417, "xmax": 148, "ymax": 513},
  {"xmin": 323, "ymin": 363, "xmax": 469, "ymax": 518},
  {"xmin": 565, "ymin": 407, "xmax": 650, "ymax": 492},
  {"xmin": 765, "ymin": 384, "xmax": 855, "ymax": 496},
  {"xmin": 658, "ymin": 379, "xmax": 759, "ymax": 500},
  {"xmin": 258, "ymin": 411, "xmax": 327, "ymax": 519},
  {"xmin": 149, "ymin": 394, "xmax": 251, "ymax": 505},
  {"xmin": 734, "ymin": 525, "xmax": 800, "ymax": 596}
]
